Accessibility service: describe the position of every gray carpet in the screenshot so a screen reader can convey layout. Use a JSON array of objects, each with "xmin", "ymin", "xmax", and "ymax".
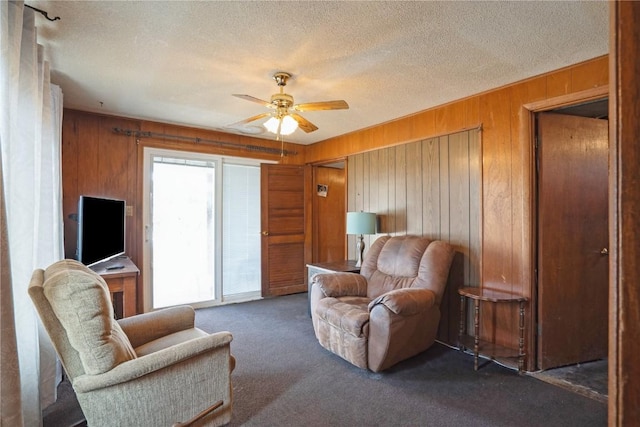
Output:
[
  {"xmin": 195, "ymin": 293, "xmax": 606, "ymax": 427},
  {"xmin": 44, "ymin": 293, "xmax": 607, "ymax": 426},
  {"xmin": 530, "ymin": 360, "xmax": 608, "ymax": 403}
]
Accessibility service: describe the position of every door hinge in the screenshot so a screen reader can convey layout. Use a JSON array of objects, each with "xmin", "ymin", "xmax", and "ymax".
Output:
[{"xmin": 537, "ymin": 323, "xmax": 542, "ymax": 336}]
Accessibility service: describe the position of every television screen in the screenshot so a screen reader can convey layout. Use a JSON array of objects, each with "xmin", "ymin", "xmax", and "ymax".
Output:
[{"xmin": 77, "ymin": 196, "xmax": 126, "ymax": 267}]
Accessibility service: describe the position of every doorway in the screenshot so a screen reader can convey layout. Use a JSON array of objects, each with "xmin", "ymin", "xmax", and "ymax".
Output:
[
  {"xmin": 533, "ymin": 99, "xmax": 609, "ymax": 397},
  {"xmin": 142, "ymin": 148, "xmax": 263, "ymax": 311},
  {"xmin": 149, "ymin": 155, "xmax": 218, "ymax": 308},
  {"xmin": 311, "ymin": 161, "xmax": 346, "ymax": 263}
]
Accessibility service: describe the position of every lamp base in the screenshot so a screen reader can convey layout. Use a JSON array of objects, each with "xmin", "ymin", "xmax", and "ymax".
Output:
[{"xmin": 356, "ymin": 234, "xmax": 365, "ymax": 268}]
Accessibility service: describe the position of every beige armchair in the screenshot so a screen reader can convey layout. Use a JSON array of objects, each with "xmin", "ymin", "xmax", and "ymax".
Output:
[
  {"xmin": 310, "ymin": 235, "xmax": 455, "ymax": 372},
  {"xmin": 29, "ymin": 259, "xmax": 234, "ymax": 427}
]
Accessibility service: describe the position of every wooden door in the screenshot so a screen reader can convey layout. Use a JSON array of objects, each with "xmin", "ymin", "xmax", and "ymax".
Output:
[
  {"xmin": 537, "ymin": 112, "xmax": 609, "ymax": 370},
  {"xmin": 260, "ymin": 164, "xmax": 308, "ymax": 297},
  {"xmin": 312, "ymin": 164, "xmax": 346, "ymax": 263}
]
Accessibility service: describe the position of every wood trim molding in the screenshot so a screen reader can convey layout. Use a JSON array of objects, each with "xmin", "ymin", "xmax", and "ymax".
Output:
[
  {"xmin": 522, "ymin": 85, "xmax": 609, "ymax": 112},
  {"xmin": 609, "ymin": 1, "xmax": 640, "ymax": 424}
]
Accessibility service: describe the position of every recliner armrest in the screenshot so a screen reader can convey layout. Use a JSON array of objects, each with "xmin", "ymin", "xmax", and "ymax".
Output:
[
  {"xmin": 313, "ymin": 272, "xmax": 368, "ymax": 297},
  {"xmin": 368, "ymin": 288, "xmax": 436, "ymax": 315},
  {"xmin": 117, "ymin": 305, "xmax": 196, "ymax": 348},
  {"xmin": 73, "ymin": 331, "xmax": 233, "ymax": 393}
]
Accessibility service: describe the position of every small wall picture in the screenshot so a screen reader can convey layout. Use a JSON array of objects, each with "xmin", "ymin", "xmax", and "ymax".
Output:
[{"xmin": 317, "ymin": 184, "xmax": 328, "ymax": 197}]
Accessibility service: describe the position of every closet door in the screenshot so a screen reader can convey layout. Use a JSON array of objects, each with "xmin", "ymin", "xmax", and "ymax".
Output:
[{"xmin": 536, "ymin": 112, "xmax": 609, "ymax": 369}]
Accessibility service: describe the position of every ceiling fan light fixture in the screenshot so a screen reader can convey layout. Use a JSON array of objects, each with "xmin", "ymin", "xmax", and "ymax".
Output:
[
  {"xmin": 280, "ymin": 115, "xmax": 298, "ymax": 135},
  {"xmin": 263, "ymin": 116, "xmax": 280, "ymax": 133},
  {"xmin": 263, "ymin": 114, "xmax": 298, "ymax": 136}
]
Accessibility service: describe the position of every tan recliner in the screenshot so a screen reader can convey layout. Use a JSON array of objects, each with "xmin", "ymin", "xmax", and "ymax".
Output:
[
  {"xmin": 29, "ymin": 259, "xmax": 234, "ymax": 427},
  {"xmin": 310, "ymin": 235, "xmax": 455, "ymax": 372}
]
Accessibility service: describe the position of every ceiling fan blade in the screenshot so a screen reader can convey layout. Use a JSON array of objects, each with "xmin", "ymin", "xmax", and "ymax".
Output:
[
  {"xmin": 293, "ymin": 100, "xmax": 349, "ymax": 112},
  {"xmin": 232, "ymin": 94, "xmax": 273, "ymax": 108},
  {"xmin": 228, "ymin": 112, "xmax": 271, "ymax": 127},
  {"xmin": 290, "ymin": 113, "xmax": 318, "ymax": 133}
]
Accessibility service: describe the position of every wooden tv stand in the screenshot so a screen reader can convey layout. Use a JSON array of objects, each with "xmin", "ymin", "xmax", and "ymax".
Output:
[{"xmin": 90, "ymin": 256, "xmax": 139, "ymax": 318}]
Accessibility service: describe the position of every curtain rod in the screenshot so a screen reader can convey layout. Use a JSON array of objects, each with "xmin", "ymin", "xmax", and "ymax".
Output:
[
  {"xmin": 25, "ymin": 4, "xmax": 61, "ymax": 21},
  {"xmin": 112, "ymin": 127, "xmax": 298, "ymax": 157}
]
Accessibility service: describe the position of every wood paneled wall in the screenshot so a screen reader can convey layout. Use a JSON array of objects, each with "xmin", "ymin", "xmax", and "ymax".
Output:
[
  {"xmin": 309, "ymin": 55, "xmax": 609, "ymax": 369},
  {"xmin": 62, "ymin": 109, "xmax": 306, "ymax": 312},
  {"xmin": 347, "ymin": 129, "xmax": 481, "ymax": 344}
]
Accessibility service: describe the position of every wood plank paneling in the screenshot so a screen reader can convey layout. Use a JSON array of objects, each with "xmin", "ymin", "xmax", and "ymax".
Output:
[
  {"xmin": 571, "ymin": 58, "xmax": 609, "ymax": 93},
  {"xmin": 388, "ymin": 147, "xmax": 397, "ymax": 235},
  {"xmin": 348, "ymin": 129, "xmax": 482, "ymax": 344},
  {"xmin": 351, "ymin": 152, "xmax": 366, "ymax": 256},
  {"xmin": 468, "ymin": 130, "xmax": 482, "ymax": 289},
  {"xmin": 61, "ymin": 111, "xmax": 81, "ymax": 258},
  {"xmin": 546, "ymin": 68, "xmax": 573, "ymax": 98},
  {"xmin": 378, "ymin": 149, "xmax": 388, "ymax": 237},
  {"xmin": 395, "ymin": 145, "xmax": 406, "ymax": 235},
  {"xmin": 406, "ymin": 141, "xmax": 422, "ymax": 236},
  {"xmin": 448, "ymin": 132, "xmax": 471, "ymax": 276},
  {"xmin": 438, "ymin": 135, "xmax": 451, "ymax": 242},
  {"xmin": 366, "ymin": 151, "xmax": 379, "ymax": 251},
  {"xmin": 422, "ymin": 138, "xmax": 441, "ymax": 236},
  {"xmin": 62, "ymin": 113, "xmax": 140, "ymax": 261},
  {"xmin": 363, "ymin": 151, "xmax": 373, "ymax": 249}
]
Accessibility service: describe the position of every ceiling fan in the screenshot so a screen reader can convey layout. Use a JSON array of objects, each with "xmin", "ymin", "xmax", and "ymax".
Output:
[{"xmin": 230, "ymin": 72, "xmax": 349, "ymax": 138}]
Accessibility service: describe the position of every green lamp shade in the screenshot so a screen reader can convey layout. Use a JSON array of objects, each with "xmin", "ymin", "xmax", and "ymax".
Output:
[{"xmin": 346, "ymin": 212, "xmax": 376, "ymax": 235}]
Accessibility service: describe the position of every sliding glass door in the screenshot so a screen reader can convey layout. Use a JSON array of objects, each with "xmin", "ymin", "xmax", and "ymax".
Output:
[
  {"xmin": 222, "ymin": 163, "xmax": 261, "ymax": 299},
  {"xmin": 143, "ymin": 148, "xmax": 262, "ymax": 311}
]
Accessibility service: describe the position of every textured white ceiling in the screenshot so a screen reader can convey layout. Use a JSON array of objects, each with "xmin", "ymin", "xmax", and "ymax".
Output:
[{"xmin": 30, "ymin": 1, "xmax": 609, "ymax": 145}]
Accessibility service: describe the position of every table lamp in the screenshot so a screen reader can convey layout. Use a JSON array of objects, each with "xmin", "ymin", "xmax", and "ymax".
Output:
[{"xmin": 346, "ymin": 211, "xmax": 376, "ymax": 267}]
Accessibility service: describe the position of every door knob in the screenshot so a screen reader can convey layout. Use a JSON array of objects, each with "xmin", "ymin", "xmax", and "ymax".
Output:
[
  {"xmin": 262, "ymin": 231, "xmax": 269, "ymax": 236},
  {"xmin": 600, "ymin": 248, "xmax": 608, "ymax": 255}
]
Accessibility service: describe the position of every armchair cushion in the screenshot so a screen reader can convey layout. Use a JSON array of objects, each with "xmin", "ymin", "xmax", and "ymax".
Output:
[
  {"xmin": 315, "ymin": 297, "xmax": 370, "ymax": 337},
  {"xmin": 134, "ymin": 328, "xmax": 209, "ymax": 357},
  {"xmin": 42, "ymin": 261, "xmax": 136, "ymax": 375},
  {"xmin": 368, "ymin": 288, "xmax": 437, "ymax": 316},
  {"xmin": 313, "ymin": 296, "xmax": 370, "ymax": 369},
  {"xmin": 314, "ymin": 272, "xmax": 368, "ymax": 298},
  {"xmin": 117, "ymin": 305, "xmax": 197, "ymax": 348}
]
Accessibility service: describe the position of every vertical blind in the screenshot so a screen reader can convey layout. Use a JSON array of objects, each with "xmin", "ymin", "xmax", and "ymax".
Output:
[{"xmin": 222, "ymin": 163, "xmax": 261, "ymax": 296}]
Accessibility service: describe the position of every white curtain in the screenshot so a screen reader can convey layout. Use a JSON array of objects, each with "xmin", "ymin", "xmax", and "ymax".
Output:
[{"xmin": 0, "ymin": 1, "xmax": 64, "ymax": 426}]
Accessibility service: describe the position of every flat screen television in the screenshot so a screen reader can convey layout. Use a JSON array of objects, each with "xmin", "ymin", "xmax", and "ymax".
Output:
[{"xmin": 77, "ymin": 195, "xmax": 126, "ymax": 267}]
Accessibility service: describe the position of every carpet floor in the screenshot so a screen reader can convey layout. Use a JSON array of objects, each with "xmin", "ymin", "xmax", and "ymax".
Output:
[
  {"xmin": 44, "ymin": 292, "xmax": 607, "ymax": 426},
  {"xmin": 529, "ymin": 359, "xmax": 608, "ymax": 403}
]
